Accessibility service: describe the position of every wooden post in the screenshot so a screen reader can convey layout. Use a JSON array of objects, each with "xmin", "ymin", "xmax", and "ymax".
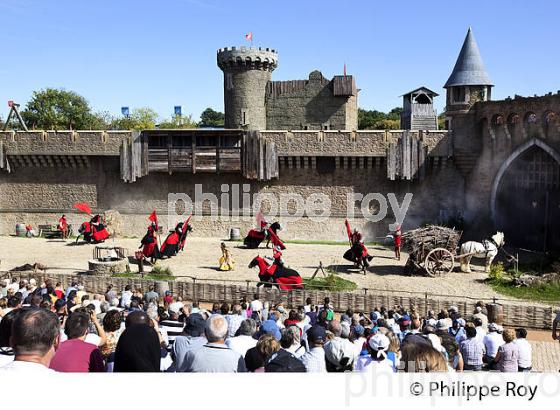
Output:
[
  {"xmin": 216, "ymin": 135, "xmax": 221, "ymax": 174},
  {"xmin": 191, "ymin": 132, "xmax": 197, "ymax": 174},
  {"xmin": 138, "ymin": 258, "xmax": 144, "ymax": 277},
  {"xmin": 192, "ymin": 277, "xmax": 197, "ymax": 302}
]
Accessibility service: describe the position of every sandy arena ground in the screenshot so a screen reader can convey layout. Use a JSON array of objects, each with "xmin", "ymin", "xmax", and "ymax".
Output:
[{"xmin": 0, "ymin": 235, "xmax": 539, "ymax": 304}]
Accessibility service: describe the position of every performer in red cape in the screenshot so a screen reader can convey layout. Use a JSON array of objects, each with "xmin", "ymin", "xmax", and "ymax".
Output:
[
  {"xmin": 77, "ymin": 220, "xmax": 92, "ymax": 243},
  {"xmin": 343, "ymin": 219, "xmax": 373, "ymax": 269},
  {"xmin": 266, "ymin": 225, "xmax": 286, "ymax": 250},
  {"xmin": 140, "ymin": 224, "xmax": 160, "ymax": 263},
  {"xmin": 160, "ymin": 222, "xmax": 184, "ymax": 258},
  {"xmin": 58, "ymin": 214, "xmax": 69, "ymax": 239},
  {"xmin": 394, "ymin": 225, "xmax": 402, "ymax": 261},
  {"xmin": 243, "ymin": 214, "xmax": 268, "ymax": 249},
  {"xmin": 90, "ymin": 214, "xmax": 110, "ymax": 243}
]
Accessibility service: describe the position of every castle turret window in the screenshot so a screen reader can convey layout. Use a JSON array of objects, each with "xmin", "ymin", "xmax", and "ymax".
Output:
[{"xmin": 453, "ymin": 87, "xmax": 465, "ymax": 103}]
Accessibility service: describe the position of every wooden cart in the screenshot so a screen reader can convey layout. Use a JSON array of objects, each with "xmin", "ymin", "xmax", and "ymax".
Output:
[{"xmin": 401, "ymin": 225, "xmax": 462, "ymax": 277}]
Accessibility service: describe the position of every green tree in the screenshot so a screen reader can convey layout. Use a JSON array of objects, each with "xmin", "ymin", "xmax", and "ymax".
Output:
[
  {"xmin": 358, "ymin": 107, "xmax": 401, "ymax": 130},
  {"xmin": 158, "ymin": 114, "xmax": 197, "ymax": 129},
  {"xmin": 198, "ymin": 107, "xmax": 225, "ymax": 127},
  {"xmin": 21, "ymin": 88, "xmax": 102, "ymax": 130},
  {"xmin": 438, "ymin": 112, "xmax": 446, "ymax": 130},
  {"xmin": 111, "ymin": 107, "xmax": 159, "ymax": 131}
]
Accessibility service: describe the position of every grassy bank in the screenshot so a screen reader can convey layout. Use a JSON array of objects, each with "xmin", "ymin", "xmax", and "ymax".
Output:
[{"xmin": 487, "ymin": 262, "xmax": 560, "ymax": 303}]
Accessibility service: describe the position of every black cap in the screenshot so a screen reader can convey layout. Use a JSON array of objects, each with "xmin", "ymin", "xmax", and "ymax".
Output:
[{"xmin": 307, "ymin": 325, "xmax": 327, "ymax": 344}]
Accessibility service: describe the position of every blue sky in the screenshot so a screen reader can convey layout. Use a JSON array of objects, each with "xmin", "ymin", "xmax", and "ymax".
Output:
[{"xmin": 0, "ymin": 0, "xmax": 558, "ymax": 122}]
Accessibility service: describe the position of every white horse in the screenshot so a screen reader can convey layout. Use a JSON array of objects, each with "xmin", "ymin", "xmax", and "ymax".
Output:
[{"xmin": 459, "ymin": 232, "xmax": 505, "ymax": 273}]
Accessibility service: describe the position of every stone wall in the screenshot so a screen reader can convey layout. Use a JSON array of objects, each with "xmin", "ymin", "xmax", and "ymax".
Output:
[
  {"xmin": 0, "ymin": 130, "xmax": 130, "ymax": 155},
  {"xmin": 261, "ymin": 130, "xmax": 451, "ymax": 157},
  {"xmin": 0, "ymin": 155, "xmax": 464, "ymax": 239},
  {"xmin": 265, "ymin": 71, "xmax": 357, "ymax": 130}
]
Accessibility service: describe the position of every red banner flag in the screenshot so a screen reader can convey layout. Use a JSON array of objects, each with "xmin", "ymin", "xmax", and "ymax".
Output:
[
  {"xmin": 245, "ymin": 32, "xmax": 253, "ymax": 41},
  {"xmin": 73, "ymin": 202, "xmax": 92, "ymax": 215},
  {"xmin": 149, "ymin": 210, "xmax": 158, "ymax": 223},
  {"xmin": 268, "ymin": 228, "xmax": 286, "ymax": 250},
  {"xmin": 344, "ymin": 219, "xmax": 352, "ymax": 241},
  {"xmin": 179, "ymin": 214, "xmax": 193, "ymax": 251}
]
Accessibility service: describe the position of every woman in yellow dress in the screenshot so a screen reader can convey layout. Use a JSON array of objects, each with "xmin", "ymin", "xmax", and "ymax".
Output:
[{"xmin": 219, "ymin": 242, "xmax": 235, "ymax": 271}]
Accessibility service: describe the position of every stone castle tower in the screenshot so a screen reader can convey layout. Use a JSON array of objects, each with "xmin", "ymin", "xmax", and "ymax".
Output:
[
  {"xmin": 217, "ymin": 46, "xmax": 278, "ymax": 130},
  {"xmin": 444, "ymin": 27, "xmax": 493, "ymax": 126}
]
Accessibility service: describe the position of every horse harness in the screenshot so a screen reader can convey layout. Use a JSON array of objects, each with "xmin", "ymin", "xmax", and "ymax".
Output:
[{"xmin": 482, "ymin": 237, "xmax": 500, "ymax": 256}]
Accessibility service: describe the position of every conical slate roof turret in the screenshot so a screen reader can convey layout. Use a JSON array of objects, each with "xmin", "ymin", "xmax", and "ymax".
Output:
[{"xmin": 444, "ymin": 28, "xmax": 493, "ymax": 88}]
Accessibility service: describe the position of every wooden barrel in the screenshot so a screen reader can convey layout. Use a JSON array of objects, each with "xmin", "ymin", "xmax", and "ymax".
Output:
[
  {"xmin": 230, "ymin": 227, "xmax": 241, "ymax": 240},
  {"xmin": 15, "ymin": 223, "xmax": 26, "ymax": 237},
  {"xmin": 486, "ymin": 303, "xmax": 504, "ymax": 325},
  {"xmin": 155, "ymin": 281, "xmax": 170, "ymax": 297}
]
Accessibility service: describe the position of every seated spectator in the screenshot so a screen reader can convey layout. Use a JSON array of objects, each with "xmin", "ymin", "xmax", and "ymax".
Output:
[
  {"xmin": 250, "ymin": 293, "xmax": 263, "ymax": 314},
  {"xmin": 483, "ymin": 323, "xmax": 505, "ymax": 368},
  {"xmin": 460, "ymin": 326, "xmax": 485, "ymax": 371},
  {"xmin": 513, "ymin": 328, "xmax": 532, "ymax": 372},
  {"xmin": 402, "ymin": 342, "xmax": 448, "ymax": 372},
  {"xmin": 351, "ymin": 324, "xmax": 366, "ymax": 356},
  {"xmin": 54, "ymin": 299, "xmax": 67, "ymax": 324},
  {"xmin": 100, "ymin": 310, "xmax": 123, "ymax": 359},
  {"xmin": 114, "ymin": 324, "xmax": 161, "ymax": 372},
  {"xmin": 225, "ymin": 304, "xmax": 244, "ymax": 337},
  {"xmin": 126, "ymin": 309, "xmax": 151, "ymax": 327},
  {"xmin": 181, "ymin": 314, "xmax": 246, "ymax": 372},
  {"xmin": 471, "ymin": 305, "xmax": 488, "ymax": 328},
  {"xmin": 144, "ymin": 286, "xmax": 159, "ymax": 304},
  {"xmin": 50, "ymin": 311, "xmax": 105, "ymax": 372},
  {"xmin": 300, "ymin": 325, "xmax": 327, "ymax": 372},
  {"xmin": 173, "ymin": 313, "xmax": 207, "ymax": 371},
  {"xmin": 245, "ymin": 334, "xmax": 281, "ymax": 372},
  {"xmin": 0, "ymin": 309, "xmax": 20, "ymax": 367},
  {"xmin": 355, "ymin": 333, "xmax": 394, "ymax": 373},
  {"xmin": 160, "ymin": 303, "xmax": 185, "ymax": 350},
  {"xmin": 495, "ymin": 328, "xmax": 520, "ymax": 373},
  {"xmin": 439, "ymin": 331, "xmax": 463, "ymax": 372},
  {"xmin": 473, "ymin": 318, "xmax": 486, "ymax": 341},
  {"xmin": 0, "ymin": 308, "xmax": 60, "ymax": 372},
  {"xmin": 280, "ymin": 326, "xmax": 306, "ymax": 358},
  {"xmin": 449, "ymin": 318, "xmax": 467, "ymax": 344},
  {"xmin": 120, "ymin": 285, "xmax": 133, "ymax": 308},
  {"xmin": 226, "ymin": 318, "xmax": 258, "ymax": 357},
  {"xmin": 265, "ymin": 345, "xmax": 306, "ymax": 372},
  {"xmin": 324, "ymin": 336, "xmax": 356, "ymax": 372},
  {"xmin": 104, "ymin": 284, "xmax": 117, "ymax": 305},
  {"xmin": 378, "ymin": 327, "xmax": 401, "ymax": 369},
  {"xmin": 256, "ymin": 319, "xmax": 281, "ymax": 341}
]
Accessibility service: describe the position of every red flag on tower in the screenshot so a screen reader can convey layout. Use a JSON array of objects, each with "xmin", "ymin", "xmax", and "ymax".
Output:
[
  {"xmin": 343, "ymin": 63, "xmax": 347, "ymax": 76},
  {"xmin": 245, "ymin": 32, "xmax": 253, "ymax": 41}
]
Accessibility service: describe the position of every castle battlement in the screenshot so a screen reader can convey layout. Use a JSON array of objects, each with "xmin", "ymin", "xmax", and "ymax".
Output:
[{"xmin": 217, "ymin": 46, "xmax": 278, "ymax": 71}]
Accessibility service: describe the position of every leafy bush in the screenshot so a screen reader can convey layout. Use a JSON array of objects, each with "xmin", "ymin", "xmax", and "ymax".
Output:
[{"xmin": 488, "ymin": 262, "xmax": 505, "ymax": 281}]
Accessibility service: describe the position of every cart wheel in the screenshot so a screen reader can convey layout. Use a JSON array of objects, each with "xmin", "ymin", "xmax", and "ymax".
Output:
[{"xmin": 425, "ymin": 248, "xmax": 455, "ymax": 276}]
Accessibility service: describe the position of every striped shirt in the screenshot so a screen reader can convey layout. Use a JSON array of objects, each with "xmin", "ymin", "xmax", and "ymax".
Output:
[{"xmin": 160, "ymin": 319, "xmax": 185, "ymax": 350}]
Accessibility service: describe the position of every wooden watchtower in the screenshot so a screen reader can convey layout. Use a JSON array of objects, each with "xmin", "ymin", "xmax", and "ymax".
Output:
[{"xmin": 400, "ymin": 87, "xmax": 439, "ymax": 130}]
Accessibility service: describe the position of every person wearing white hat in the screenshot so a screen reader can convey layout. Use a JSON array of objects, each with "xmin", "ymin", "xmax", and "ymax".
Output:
[
  {"xmin": 483, "ymin": 323, "xmax": 505, "ymax": 368},
  {"xmin": 324, "ymin": 337, "xmax": 356, "ymax": 372},
  {"xmin": 354, "ymin": 333, "xmax": 395, "ymax": 373}
]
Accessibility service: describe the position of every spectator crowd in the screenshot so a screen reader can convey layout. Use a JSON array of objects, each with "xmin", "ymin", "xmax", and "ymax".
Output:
[{"xmin": 0, "ymin": 276, "xmax": 533, "ymax": 373}]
